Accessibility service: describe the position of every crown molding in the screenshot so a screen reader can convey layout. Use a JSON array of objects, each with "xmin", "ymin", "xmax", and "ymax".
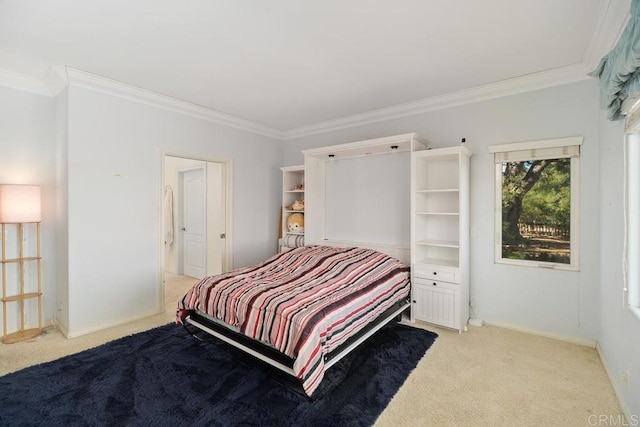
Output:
[
  {"xmin": 582, "ymin": 0, "xmax": 631, "ymax": 72},
  {"xmin": 0, "ymin": 0, "xmax": 629, "ymax": 142},
  {"xmin": 0, "ymin": 65, "xmax": 283, "ymax": 139},
  {"xmin": 43, "ymin": 65, "xmax": 68, "ymax": 96},
  {"xmin": 0, "ymin": 62, "xmax": 610, "ymax": 142},
  {"xmin": 283, "ymin": 0, "xmax": 631, "ymax": 140},
  {"xmin": 282, "ymin": 64, "xmax": 592, "ymax": 140},
  {"xmin": 64, "ymin": 68, "xmax": 284, "ymax": 140},
  {"xmin": 0, "ymin": 68, "xmax": 53, "ymax": 97}
]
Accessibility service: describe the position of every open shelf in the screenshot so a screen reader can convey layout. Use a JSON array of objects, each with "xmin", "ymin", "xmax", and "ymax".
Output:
[
  {"xmin": 415, "ymin": 188, "xmax": 459, "ymax": 193},
  {"xmin": 415, "ymin": 239, "xmax": 459, "ymax": 248},
  {"xmin": 1, "ymin": 256, "xmax": 41, "ymax": 264},
  {"xmin": 280, "ymin": 165, "xmax": 305, "ymax": 250},
  {"xmin": 2, "ymin": 327, "xmax": 41, "ymax": 344},
  {"xmin": 415, "ymin": 212, "xmax": 459, "ymax": 216},
  {"xmin": 415, "ymin": 257, "xmax": 459, "ymax": 268}
]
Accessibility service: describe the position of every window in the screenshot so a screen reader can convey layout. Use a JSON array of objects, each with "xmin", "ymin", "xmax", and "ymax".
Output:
[{"xmin": 489, "ymin": 137, "xmax": 582, "ymax": 270}]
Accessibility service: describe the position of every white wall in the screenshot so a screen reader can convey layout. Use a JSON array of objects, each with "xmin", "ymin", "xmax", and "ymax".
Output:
[
  {"xmin": 598, "ymin": 113, "xmax": 640, "ymax": 418},
  {"xmin": 62, "ymin": 84, "xmax": 281, "ymax": 337},
  {"xmin": 0, "ymin": 86, "xmax": 57, "ymax": 332},
  {"xmin": 283, "ymin": 80, "xmax": 601, "ymax": 342},
  {"xmin": 55, "ymin": 88, "xmax": 69, "ymax": 330}
]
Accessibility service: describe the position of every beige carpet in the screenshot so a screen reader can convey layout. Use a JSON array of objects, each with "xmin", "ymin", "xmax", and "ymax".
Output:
[
  {"xmin": 376, "ymin": 323, "xmax": 622, "ymax": 426},
  {"xmin": 0, "ymin": 273, "xmax": 196, "ymax": 376},
  {"xmin": 0, "ymin": 274, "xmax": 623, "ymax": 426}
]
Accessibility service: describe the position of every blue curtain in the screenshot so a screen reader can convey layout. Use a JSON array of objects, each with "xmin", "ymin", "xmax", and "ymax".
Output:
[{"xmin": 590, "ymin": 0, "xmax": 640, "ymax": 120}]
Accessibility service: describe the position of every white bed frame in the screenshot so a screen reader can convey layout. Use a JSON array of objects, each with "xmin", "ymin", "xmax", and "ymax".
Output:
[
  {"xmin": 185, "ymin": 134, "xmax": 424, "ymax": 394},
  {"xmin": 185, "ymin": 296, "xmax": 409, "ymax": 378}
]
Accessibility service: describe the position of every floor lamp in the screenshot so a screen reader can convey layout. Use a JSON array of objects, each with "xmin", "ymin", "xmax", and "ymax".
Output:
[{"xmin": 0, "ymin": 185, "xmax": 42, "ymax": 344}]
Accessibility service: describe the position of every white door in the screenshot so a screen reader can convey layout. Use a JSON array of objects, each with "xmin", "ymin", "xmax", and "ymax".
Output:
[{"xmin": 182, "ymin": 168, "xmax": 207, "ymax": 279}]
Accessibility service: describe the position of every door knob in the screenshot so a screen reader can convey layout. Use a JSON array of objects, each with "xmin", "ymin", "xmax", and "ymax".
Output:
[{"xmin": 181, "ymin": 227, "xmax": 186, "ymax": 231}]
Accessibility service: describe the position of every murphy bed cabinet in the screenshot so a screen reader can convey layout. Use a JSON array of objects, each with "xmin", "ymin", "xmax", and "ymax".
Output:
[
  {"xmin": 411, "ymin": 146, "xmax": 471, "ymax": 332},
  {"xmin": 280, "ymin": 165, "xmax": 305, "ymax": 250},
  {"xmin": 303, "ymin": 133, "xmax": 427, "ymax": 249}
]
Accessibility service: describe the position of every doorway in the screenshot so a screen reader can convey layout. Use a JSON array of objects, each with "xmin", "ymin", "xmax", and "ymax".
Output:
[{"xmin": 162, "ymin": 154, "xmax": 232, "ymax": 310}]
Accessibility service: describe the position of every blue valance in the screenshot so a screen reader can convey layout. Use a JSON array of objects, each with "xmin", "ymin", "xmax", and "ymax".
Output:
[{"xmin": 590, "ymin": 0, "xmax": 640, "ymax": 120}]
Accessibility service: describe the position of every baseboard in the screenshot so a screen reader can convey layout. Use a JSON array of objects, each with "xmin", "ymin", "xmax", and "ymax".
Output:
[
  {"xmin": 595, "ymin": 342, "xmax": 632, "ymax": 423},
  {"xmin": 66, "ymin": 309, "xmax": 161, "ymax": 339},
  {"xmin": 55, "ymin": 321, "xmax": 69, "ymax": 338},
  {"xmin": 44, "ymin": 320, "xmax": 69, "ymax": 339},
  {"xmin": 483, "ymin": 320, "xmax": 597, "ymax": 347},
  {"xmin": 41, "ymin": 316, "xmax": 69, "ymax": 338}
]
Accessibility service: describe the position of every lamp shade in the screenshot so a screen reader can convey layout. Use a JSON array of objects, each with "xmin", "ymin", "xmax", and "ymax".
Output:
[{"xmin": 0, "ymin": 185, "xmax": 41, "ymax": 223}]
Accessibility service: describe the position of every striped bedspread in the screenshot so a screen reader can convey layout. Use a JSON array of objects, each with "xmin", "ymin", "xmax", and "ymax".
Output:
[{"xmin": 176, "ymin": 245, "xmax": 410, "ymax": 396}]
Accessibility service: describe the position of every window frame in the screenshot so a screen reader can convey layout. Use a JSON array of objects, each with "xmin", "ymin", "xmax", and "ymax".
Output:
[
  {"xmin": 489, "ymin": 137, "xmax": 583, "ymax": 271},
  {"xmin": 625, "ymin": 134, "xmax": 640, "ymax": 317}
]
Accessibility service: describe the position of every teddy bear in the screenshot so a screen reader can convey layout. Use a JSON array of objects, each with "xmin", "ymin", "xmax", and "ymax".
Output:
[{"xmin": 287, "ymin": 213, "xmax": 304, "ymax": 233}]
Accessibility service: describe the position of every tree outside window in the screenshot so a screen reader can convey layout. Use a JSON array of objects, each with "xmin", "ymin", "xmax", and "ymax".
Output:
[
  {"xmin": 501, "ymin": 158, "xmax": 570, "ymax": 264},
  {"xmin": 489, "ymin": 137, "xmax": 581, "ymax": 271}
]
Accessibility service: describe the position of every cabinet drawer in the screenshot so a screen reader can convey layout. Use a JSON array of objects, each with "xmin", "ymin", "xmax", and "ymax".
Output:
[
  {"xmin": 413, "ymin": 264, "xmax": 458, "ymax": 283},
  {"xmin": 413, "ymin": 277, "xmax": 458, "ymax": 290}
]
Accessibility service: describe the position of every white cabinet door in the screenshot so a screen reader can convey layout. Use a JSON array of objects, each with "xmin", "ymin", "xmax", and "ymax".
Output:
[{"xmin": 413, "ymin": 281, "xmax": 459, "ymax": 329}]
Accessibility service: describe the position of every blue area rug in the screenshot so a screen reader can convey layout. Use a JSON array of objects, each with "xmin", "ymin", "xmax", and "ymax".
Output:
[{"xmin": 0, "ymin": 322, "xmax": 436, "ymax": 426}]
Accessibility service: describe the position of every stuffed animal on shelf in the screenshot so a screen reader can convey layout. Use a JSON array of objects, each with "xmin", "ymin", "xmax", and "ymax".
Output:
[
  {"xmin": 291, "ymin": 200, "xmax": 305, "ymax": 211},
  {"xmin": 287, "ymin": 213, "xmax": 304, "ymax": 233}
]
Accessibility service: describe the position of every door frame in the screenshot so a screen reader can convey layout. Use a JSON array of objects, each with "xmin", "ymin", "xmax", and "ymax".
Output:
[
  {"xmin": 177, "ymin": 165, "xmax": 207, "ymax": 278},
  {"xmin": 159, "ymin": 151, "xmax": 234, "ymax": 313}
]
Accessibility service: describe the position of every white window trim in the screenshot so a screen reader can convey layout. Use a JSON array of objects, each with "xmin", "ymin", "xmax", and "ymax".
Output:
[
  {"xmin": 623, "ymin": 97, "xmax": 640, "ymax": 320},
  {"xmin": 625, "ymin": 133, "xmax": 640, "ymax": 320},
  {"xmin": 489, "ymin": 136, "xmax": 583, "ymax": 271}
]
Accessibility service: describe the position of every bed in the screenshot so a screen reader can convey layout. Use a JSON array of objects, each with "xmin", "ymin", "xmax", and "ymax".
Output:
[{"xmin": 176, "ymin": 245, "xmax": 411, "ymax": 397}]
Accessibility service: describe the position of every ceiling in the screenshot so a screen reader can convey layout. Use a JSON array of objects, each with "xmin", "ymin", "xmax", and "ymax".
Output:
[{"xmin": 0, "ymin": 0, "xmax": 630, "ymax": 137}]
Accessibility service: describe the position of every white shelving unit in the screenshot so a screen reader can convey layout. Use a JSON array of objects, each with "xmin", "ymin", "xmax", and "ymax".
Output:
[
  {"xmin": 280, "ymin": 165, "xmax": 305, "ymax": 250},
  {"xmin": 411, "ymin": 146, "xmax": 472, "ymax": 332}
]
